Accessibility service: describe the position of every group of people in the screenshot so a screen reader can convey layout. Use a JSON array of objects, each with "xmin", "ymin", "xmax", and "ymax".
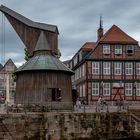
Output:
[{"xmin": 75, "ymin": 96, "xmax": 106, "ymax": 111}]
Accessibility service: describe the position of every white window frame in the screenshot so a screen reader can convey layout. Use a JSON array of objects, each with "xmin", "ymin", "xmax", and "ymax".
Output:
[
  {"xmin": 79, "ymin": 84, "xmax": 86, "ymax": 97},
  {"xmin": 79, "ymin": 85, "xmax": 82, "ymax": 97},
  {"xmin": 73, "ymin": 56, "xmax": 78, "ymax": 66},
  {"xmin": 125, "ymin": 62, "xmax": 133, "ymax": 75},
  {"xmin": 115, "ymin": 45, "xmax": 122, "ymax": 54},
  {"xmin": 114, "ymin": 62, "xmax": 122, "ymax": 75},
  {"xmin": 103, "ymin": 83, "xmax": 110, "ymax": 96},
  {"xmin": 103, "ymin": 62, "xmax": 110, "ymax": 75},
  {"xmin": 83, "ymin": 84, "xmax": 85, "ymax": 97},
  {"xmin": 82, "ymin": 64, "xmax": 85, "ymax": 77},
  {"xmin": 103, "ymin": 44, "xmax": 110, "ymax": 54},
  {"xmin": 126, "ymin": 45, "xmax": 134, "ymax": 54},
  {"xmin": 136, "ymin": 63, "xmax": 140, "ymax": 75},
  {"xmin": 92, "ymin": 62, "xmax": 99, "ymax": 75},
  {"xmin": 125, "ymin": 83, "xmax": 132, "ymax": 96},
  {"xmin": 136, "ymin": 83, "xmax": 140, "ymax": 96},
  {"xmin": 92, "ymin": 82, "xmax": 99, "ymax": 96}
]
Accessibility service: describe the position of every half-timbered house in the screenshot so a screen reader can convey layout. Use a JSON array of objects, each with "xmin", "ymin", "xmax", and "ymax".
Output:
[{"xmin": 70, "ymin": 22, "xmax": 140, "ymax": 104}]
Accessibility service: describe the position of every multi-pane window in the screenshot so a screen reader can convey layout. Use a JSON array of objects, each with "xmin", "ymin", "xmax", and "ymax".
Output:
[
  {"xmin": 103, "ymin": 83, "xmax": 110, "ymax": 96},
  {"xmin": 82, "ymin": 64, "xmax": 85, "ymax": 77},
  {"xmin": 136, "ymin": 83, "xmax": 140, "ymax": 96},
  {"xmin": 125, "ymin": 62, "xmax": 133, "ymax": 75},
  {"xmin": 80, "ymin": 84, "xmax": 85, "ymax": 97},
  {"xmin": 92, "ymin": 62, "xmax": 99, "ymax": 75},
  {"xmin": 103, "ymin": 62, "xmax": 110, "ymax": 75},
  {"xmin": 70, "ymin": 61, "xmax": 73, "ymax": 69},
  {"xmin": 79, "ymin": 66, "xmax": 81, "ymax": 78},
  {"xmin": 125, "ymin": 83, "xmax": 132, "ymax": 96},
  {"xmin": 73, "ymin": 56, "xmax": 78, "ymax": 66},
  {"xmin": 103, "ymin": 44, "xmax": 110, "ymax": 54},
  {"xmin": 136, "ymin": 63, "xmax": 140, "ymax": 75},
  {"xmin": 79, "ymin": 85, "xmax": 82, "ymax": 97},
  {"xmin": 126, "ymin": 45, "xmax": 134, "ymax": 54},
  {"xmin": 115, "ymin": 45, "xmax": 122, "ymax": 54},
  {"xmin": 92, "ymin": 82, "xmax": 99, "ymax": 96},
  {"xmin": 114, "ymin": 62, "xmax": 122, "ymax": 75}
]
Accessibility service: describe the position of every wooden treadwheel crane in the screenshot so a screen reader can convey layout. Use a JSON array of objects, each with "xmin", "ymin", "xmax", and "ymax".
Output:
[{"xmin": 0, "ymin": 5, "xmax": 59, "ymax": 57}]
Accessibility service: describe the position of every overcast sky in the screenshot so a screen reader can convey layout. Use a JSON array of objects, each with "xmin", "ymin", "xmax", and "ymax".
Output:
[{"xmin": 0, "ymin": 0, "xmax": 140, "ymax": 67}]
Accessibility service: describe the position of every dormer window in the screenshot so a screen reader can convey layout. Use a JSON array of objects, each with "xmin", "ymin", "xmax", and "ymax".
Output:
[
  {"xmin": 126, "ymin": 45, "xmax": 134, "ymax": 55},
  {"xmin": 103, "ymin": 44, "xmax": 110, "ymax": 54},
  {"xmin": 115, "ymin": 45, "xmax": 122, "ymax": 54}
]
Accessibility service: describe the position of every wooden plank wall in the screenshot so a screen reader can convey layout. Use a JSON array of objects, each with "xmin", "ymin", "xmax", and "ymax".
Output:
[{"xmin": 15, "ymin": 71, "xmax": 72, "ymax": 104}]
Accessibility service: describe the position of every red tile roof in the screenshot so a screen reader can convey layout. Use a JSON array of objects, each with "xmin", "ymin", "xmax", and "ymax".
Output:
[
  {"xmin": 80, "ymin": 42, "xmax": 96, "ymax": 50},
  {"xmin": 99, "ymin": 25, "xmax": 138, "ymax": 44}
]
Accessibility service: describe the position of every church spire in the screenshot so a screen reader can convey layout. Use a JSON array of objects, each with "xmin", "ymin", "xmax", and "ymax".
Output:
[{"xmin": 97, "ymin": 16, "xmax": 103, "ymax": 40}]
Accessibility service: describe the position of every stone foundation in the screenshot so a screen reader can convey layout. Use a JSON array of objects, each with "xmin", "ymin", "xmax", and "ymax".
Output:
[{"xmin": 0, "ymin": 112, "xmax": 138, "ymax": 140}]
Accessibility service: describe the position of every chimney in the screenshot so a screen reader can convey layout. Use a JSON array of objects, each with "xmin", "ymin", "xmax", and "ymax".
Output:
[{"xmin": 97, "ymin": 16, "xmax": 103, "ymax": 40}]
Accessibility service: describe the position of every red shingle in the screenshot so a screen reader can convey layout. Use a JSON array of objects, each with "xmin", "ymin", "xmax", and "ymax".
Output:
[
  {"xmin": 99, "ymin": 25, "xmax": 138, "ymax": 44},
  {"xmin": 80, "ymin": 42, "xmax": 96, "ymax": 50}
]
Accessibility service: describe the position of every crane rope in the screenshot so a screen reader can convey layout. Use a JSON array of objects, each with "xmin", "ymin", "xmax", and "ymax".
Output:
[{"xmin": 1, "ymin": 13, "xmax": 5, "ymax": 66}]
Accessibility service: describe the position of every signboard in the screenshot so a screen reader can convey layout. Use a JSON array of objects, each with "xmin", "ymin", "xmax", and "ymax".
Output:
[{"xmin": 113, "ymin": 82, "xmax": 124, "ymax": 89}]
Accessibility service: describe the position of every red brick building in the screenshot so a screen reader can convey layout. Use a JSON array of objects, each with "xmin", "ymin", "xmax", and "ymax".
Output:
[{"xmin": 69, "ymin": 23, "xmax": 140, "ymax": 104}]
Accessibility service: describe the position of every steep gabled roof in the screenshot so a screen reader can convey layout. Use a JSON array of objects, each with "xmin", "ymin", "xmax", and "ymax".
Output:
[
  {"xmin": 0, "ymin": 63, "xmax": 3, "ymax": 71},
  {"xmin": 72, "ymin": 42, "xmax": 96, "ymax": 59},
  {"xmin": 0, "ymin": 59, "xmax": 17, "ymax": 73},
  {"xmin": 4, "ymin": 59, "xmax": 17, "ymax": 68},
  {"xmin": 0, "ymin": 5, "xmax": 59, "ymax": 34},
  {"xmin": 99, "ymin": 25, "xmax": 138, "ymax": 44},
  {"xmin": 81, "ymin": 42, "xmax": 96, "ymax": 50}
]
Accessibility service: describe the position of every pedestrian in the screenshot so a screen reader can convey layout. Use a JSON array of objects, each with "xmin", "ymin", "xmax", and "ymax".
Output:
[
  {"xmin": 98, "ymin": 96, "xmax": 105, "ymax": 110},
  {"xmin": 76, "ymin": 98, "xmax": 81, "ymax": 111}
]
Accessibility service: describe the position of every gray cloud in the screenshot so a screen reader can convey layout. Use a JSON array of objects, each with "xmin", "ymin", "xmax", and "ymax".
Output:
[{"xmin": 1, "ymin": 0, "xmax": 140, "ymax": 66}]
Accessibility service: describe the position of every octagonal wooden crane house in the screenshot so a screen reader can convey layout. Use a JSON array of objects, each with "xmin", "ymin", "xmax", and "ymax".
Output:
[
  {"xmin": 0, "ymin": 5, "xmax": 74, "ymax": 110},
  {"xmin": 15, "ymin": 32, "xmax": 74, "ymax": 110}
]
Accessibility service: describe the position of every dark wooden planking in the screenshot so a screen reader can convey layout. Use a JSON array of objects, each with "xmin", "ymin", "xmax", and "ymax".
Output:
[
  {"xmin": 15, "ymin": 71, "xmax": 72, "ymax": 104},
  {"xmin": 4, "ymin": 14, "xmax": 58, "ymax": 56}
]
